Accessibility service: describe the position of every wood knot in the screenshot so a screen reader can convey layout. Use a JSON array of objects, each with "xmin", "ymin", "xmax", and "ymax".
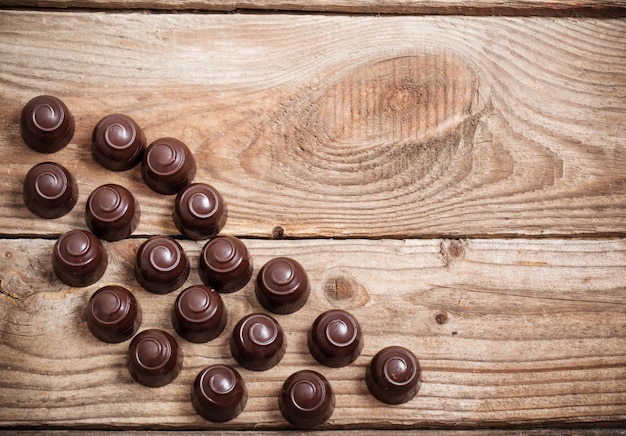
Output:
[
  {"xmin": 323, "ymin": 271, "xmax": 370, "ymax": 310},
  {"xmin": 440, "ymin": 239, "xmax": 466, "ymax": 266}
]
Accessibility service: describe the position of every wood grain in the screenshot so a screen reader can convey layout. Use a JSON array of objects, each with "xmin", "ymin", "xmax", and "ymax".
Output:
[
  {"xmin": 1, "ymin": 237, "xmax": 625, "ymax": 428},
  {"xmin": 1, "ymin": 12, "xmax": 625, "ymax": 239},
  {"xmin": 1, "ymin": 0, "xmax": 626, "ymax": 16}
]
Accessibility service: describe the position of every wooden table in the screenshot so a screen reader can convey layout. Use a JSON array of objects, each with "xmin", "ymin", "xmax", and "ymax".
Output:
[{"xmin": 1, "ymin": 1, "xmax": 625, "ymax": 433}]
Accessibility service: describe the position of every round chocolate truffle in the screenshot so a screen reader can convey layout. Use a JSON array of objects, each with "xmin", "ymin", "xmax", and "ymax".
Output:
[
  {"xmin": 134, "ymin": 236, "xmax": 190, "ymax": 294},
  {"xmin": 52, "ymin": 229, "xmax": 108, "ymax": 287},
  {"xmin": 92, "ymin": 114, "xmax": 146, "ymax": 171},
  {"xmin": 172, "ymin": 285, "xmax": 227, "ymax": 343},
  {"xmin": 279, "ymin": 370, "xmax": 335, "ymax": 429},
  {"xmin": 23, "ymin": 161, "xmax": 78, "ymax": 218},
  {"xmin": 366, "ymin": 346, "xmax": 421, "ymax": 405},
  {"xmin": 20, "ymin": 95, "xmax": 74, "ymax": 153},
  {"xmin": 192, "ymin": 364, "xmax": 248, "ymax": 422},
  {"xmin": 86, "ymin": 184, "xmax": 140, "ymax": 241},
  {"xmin": 173, "ymin": 183, "xmax": 227, "ymax": 240},
  {"xmin": 308, "ymin": 309, "xmax": 363, "ymax": 368},
  {"xmin": 255, "ymin": 257, "xmax": 310, "ymax": 314},
  {"xmin": 141, "ymin": 137, "xmax": 196, "ymax": 195},
  {"xmin": 87, "ymin": 285, "xmax": 142, "ymax": 343},
  {"xmin": 127, "ymin": 329, "xmax": 183, "ymax": 387},
  {"xmin": 199, "ymin": 235, "xmax": 252, "ymax": 293},
  {"xmin": 230, "ymin": 313, "xmax": 286, "ymax": 371}
]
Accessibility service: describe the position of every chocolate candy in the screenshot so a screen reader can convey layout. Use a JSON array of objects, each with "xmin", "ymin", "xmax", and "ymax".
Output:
[
  {"xmin": 366, "ymin": 346, "xmax": 421, "ymax": 404},
  {"xmin": 141, "ymin": 137, "xmax": 196, "ymax": 194},
  {"xmin": 173, "ymin": 183, "xmax": 227, "ymax": 240},
  {"xmin": 85, "ymin": 184, "xmax": 140, "ymax": 241},
  {"xmin": 199, "ymin": 235, "xmax": 252, "ymax": 293},
  {"xmin": 92, "ymin": 114, "xmax": 146, "ymax": 171},
  {"xmin": 255, "ymin": 257, "xmax": 310, "ymax": 314},
  {"xmin": 52, "ymin": 229, "xmax": 108, "ymax": 287},
  {"xmin": 134, "ymin": 236, "xmax": 189, "ymax": 294},
  {"xmin": 192, "ymin": 364, "xmax": 247, "ymax": 422},
  {"xmin": 308, "ymin": 309, "xmax": 363, "ymax": 368},
  {"xmin": 172, "ymin": 285, "xmax": 227, "ymax": 343},
  {"xmin": 23, "ymin": 162, "xmax": 78, "ymax": 218},
  {"xmin": 279, "ymin": 370, "xmax": 335, "ymax": 429},
  {"xmin": 87, "ymin": 285, "xmax": 141, "ymax": 343},
  {"xmin": 230, "ymin": 313, "xmax": 286, "ymax": 371},
  {"xmin": 20, "ymin": 95, "xmax": 74, "ymax": 153},
  {"xmin": 127, "ymin": 329, "xmax": 183, "ymax": 387}
]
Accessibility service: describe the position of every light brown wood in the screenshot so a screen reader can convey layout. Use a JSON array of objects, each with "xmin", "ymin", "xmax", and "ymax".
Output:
[
  {"xmin": 0, "ymin": 12, "xmax": 625, "ymax": 239},
  {"xmin": 1, "ymin": 238, "xmax": 625, "ymax": 428},
  {"xmin": 1, "ymin": 0, "xmax": 626, "ymax": 15}
]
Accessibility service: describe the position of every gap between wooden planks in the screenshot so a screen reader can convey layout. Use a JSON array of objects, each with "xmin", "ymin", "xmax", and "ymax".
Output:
[
  {"xmin": 0, "ymin": 238, "xmax": 625, "ymax": 428},
  {"xmin": 0, "ymin": 12, "xmax": 625, "ymax": 239},
  {"xmin": 1, "ymin": 0, "xmax": 626, "ymax": 16}
]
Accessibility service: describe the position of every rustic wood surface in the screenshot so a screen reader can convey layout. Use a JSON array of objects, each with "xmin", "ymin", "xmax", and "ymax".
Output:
[
  {"xmin": 1, "ymin": 0, "xmax": 626, "ymax": 15},
  {"xmin": 0, "ymin": 6, "xmax": 625, "ymax": 432},
  {"xmin": 1, "ymin": 12, "xmax": 625, "ymax": 239},
  {"xmin": 1, "ymin": 238, "xmax": 625, "ymax": 428}
]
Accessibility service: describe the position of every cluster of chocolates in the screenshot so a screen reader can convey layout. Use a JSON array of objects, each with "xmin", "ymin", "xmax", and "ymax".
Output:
[{"xmin": 20, "ymin": 95, "xmax": 421, "ymax": 428}]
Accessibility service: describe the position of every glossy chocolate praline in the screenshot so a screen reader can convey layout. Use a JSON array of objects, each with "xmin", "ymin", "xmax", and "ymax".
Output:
[
  {"xmin": 192, "ymin": 364, "xmax": 248, "ymax": 422},
  {"xmin": 255, "ymin": 257, "xmax": 310, "ymax": 314},
  {"xmin": 87, "ymin": 285, "xmax": 141, "ymax": 343},
  {"xmin": 134, "ymin": 236, "xmax": 189, "ymax": 294},
  {"xmin": 92, "ymin": 113, "xmax": 146, "ymax": 171},
  {"xmin": 127, "ymin": 329, "xmax": 183, "ymax": 387},
  {"xmin": 173, "ymin": 183, "xmax": 227, "ymax": 240},
  {"xmin": 23, "ymin": 161, "xmax": 78, "ymax": 219},
  {"xmin": 366, "ymin": 346, "xmax": 421, "ymax": 405},
  {"xmin": 279, "ymin": 370, "xmax": 335, "ymax": 429},
  {"xmin": 141, "ymin": 137, "xmax": 196, "ymax": 195},
  {"xmin": 230, "ymin": 313, "xmax": 286, "ymax": 371},
  {"xmin": 52, "ymin": 229, "xmax": 108, "ymax": 287},
  {"xmin": 308, "ymin": 309, "xmax": 363, "ymax": 368},
  {"xmin": 86, "ymin": 184, "xmax": 140, "ymax": 241},
  {"xmin": 199, "ymin": 235, "xmax": 252, "ymax": 293},
  {"xmin": 172, "ymin": 285, "xmax": 227, "ymax": 343},
  {"xmin": 20, "ymin": 95, "xmax": 74, "ymax": 153}
]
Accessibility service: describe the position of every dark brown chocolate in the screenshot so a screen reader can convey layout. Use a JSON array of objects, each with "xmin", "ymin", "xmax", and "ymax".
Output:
[
  {"xmin": 92, "ymin": 113, "xmax": 146, "ymax": 171},
  {"xmin": 20, "ymin": 95, "xmax": 74, "ymax": 153},
  {"xmin": 134, "ymin": 236, "xmax": 190, "ymax": 294},
  {"xmin": 192, "ymin": 364, "xmax": 248, "ymax": 422},
  {"xmin": 52, "ymin": 229, "xmax": 108, "ymax": 287},
  {"xmin": 87, "ymin": 285, "xmax": 141, "ymax": 343},
  {"xmin": 279, "ymin": 370, "xmax": 335, "ymax": 429},
  {"xmin": 230, "ymin": 313, "xmax": 286, "ymax": 371},
  {"xmin": 308, "ymin": 309, "xmax": 363, "ymax": 368},
  {"xmin": 127, "ymin": 329, "xmax": 183, "ymax": 387},
  {"xmin": 173, "ymin": 183, "xmax": 227, "ymax": 240},
  {"xmin": 199, "ymin": 235, "xmax": 252, "ymax": 293},
  {"xmin": 365, "ymin": 346, "xmax": 421, "ymax": 404},
  {"xmin": 141, "ymin": 137, "xmax": 196, "ymax": 195},
  {"xmin": 86, "ymin": 184, "xmax": 139, "ymax": 241},
  {"xmin": 172, "ymin": 285, "xmax": 227, "ymax": 343},
  {"xmin": 255, "ymin": 257, "xmax": 310, "ymax": 314},
  {"xmin": 23, "ymin": 161, "xmax": 78, "ymax": 219}
]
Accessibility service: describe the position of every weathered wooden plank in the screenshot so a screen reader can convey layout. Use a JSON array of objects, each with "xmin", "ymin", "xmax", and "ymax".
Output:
[
  {"xmin": 1, "ymin": 238, "xmax": 625, "ymax": 428},
  {"xmin": 0, "ymin": 12, "xmax": 625, "ymax": 239},
  {"xmin": 1, "ymin": 0, "xmax": 626, "ymax": 16}
]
